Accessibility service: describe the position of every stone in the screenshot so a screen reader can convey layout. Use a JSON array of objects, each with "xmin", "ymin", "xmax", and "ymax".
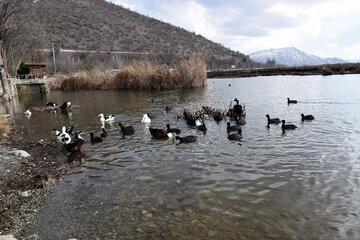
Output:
[
  {"xmin": 0, "ymin": 235, "xmax": 17, "ymax": 240},
  {"xmin": 20, "ymin": 190, "xmax": 31, "ymax": 197},
  {"xmin": 9, "ymin": 150, "xmax": 31, "ymax": 158},
  {"xmin": 24, "ymin": 234, "xmax": 39, "ymax": 240}
]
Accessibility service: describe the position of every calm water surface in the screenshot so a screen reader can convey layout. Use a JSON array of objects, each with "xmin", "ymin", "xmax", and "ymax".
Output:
[{"xmin": 2, "ymin": 75, "xmax": 360, "ymax": 239}]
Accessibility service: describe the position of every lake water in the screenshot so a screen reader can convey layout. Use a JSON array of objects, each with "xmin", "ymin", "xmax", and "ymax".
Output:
[{"xmin": 2, "ymin": 75, "xmax": 360, "ymax": 239}]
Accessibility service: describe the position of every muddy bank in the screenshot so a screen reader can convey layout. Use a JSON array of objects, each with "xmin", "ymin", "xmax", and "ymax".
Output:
[
  {"xmin": 0, "ymin": 127, "xmax": 73, "ymax": 238},
  {"xmin": 207, "ymin": 62, "xmax": 360, "ymax": 78}
]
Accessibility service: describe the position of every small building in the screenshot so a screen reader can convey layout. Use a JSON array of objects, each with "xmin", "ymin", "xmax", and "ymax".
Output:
[{"xmin": 24, "ymin": 63, "xmax": 46, "ymax": 78}]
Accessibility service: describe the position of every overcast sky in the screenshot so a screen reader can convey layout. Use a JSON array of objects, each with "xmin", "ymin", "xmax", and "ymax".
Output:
[{"xmin": 110, "ymin": 0, "xmax": 360, "ymax": 60}]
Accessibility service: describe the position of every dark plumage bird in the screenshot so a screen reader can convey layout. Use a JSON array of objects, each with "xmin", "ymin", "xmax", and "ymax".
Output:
[
  {"xmin": 213, "ymin": 112, "xmax": 224, "ymax": 122},
  {"xmin": 166, "ymin": 124, "xmax": 181, "ymax": 134},
  {"xmin": 198, "ymin": 122, "xmax": 207, "ymax": 132},
  {"xmin": 186, "ymin": 117, "xmax": 201, "ymax": 126},
  {"xmin": 301, "ymin": 114, "xmax": 315, "ymax": 121},
  {"xmin": 233, "ymin": 98, "xmax": 243, "ymax": 116},
  {"xmin": 64, "ymin": 130, "xmax": 84, "ymax": 153},
  {"xmin": 227, "ymin": 122, "xmax": 241, "ymax": 132},
  {"xmin": 176, "ymin": 135, "xmax": 197, "ymax": 143},
  {"xmin": 281, "ymin": 120, "xmax": 297, "ymax": 130},
  {"xmin": 202, "ymin": 106, "xmax": 211, "ymax": 114},
  {"xmin": 65, "ymin": 125, "xmax": 75, "ymax": 134},
  {"xmin": 60, "ymin": 101, "xmax": 72, "ymax": 110},
  {"xmin": 119, "ymin": 123, "xmax": 135, "ymax": 136},
  {"xmin": 235, "ymin": 115, "xmax": 246, "ymax": 125},
  {"xmin": 165, "ymin": 106, "xmax": 173, "ymax": 112},
  {"xmin": 46, "ymin": 102, "xmax": 57, "ymax": 107},
  {"xmin": 90, "ymin": 132, "xmax": 103, "ymax": 143},
  {"xmin": 228, "ymin": 129, "xmax": 243, "ymax": 141},
  {"xmin": 149, "ymin": 127, "xmax": 173, "ymax": 139},
  {"xmin": 266, "ymin": 114, "xmax": 281, "ymax": 124},
  {"xmin": 287, "ymin": 98, "xmax": 297, "ymax": 104},
  {"xmin": 100, "ymin": 128, "xmax": 108, "ymax": 137}
]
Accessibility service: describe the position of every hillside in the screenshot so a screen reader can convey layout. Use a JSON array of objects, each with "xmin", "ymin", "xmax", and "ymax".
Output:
[
  {"xmin": 32, "ymin": 0, "xmax": 261, "ymax": 70},
  {"xmin": 249, "ymin": 47, "xmax": 347, "ymax": 66}
]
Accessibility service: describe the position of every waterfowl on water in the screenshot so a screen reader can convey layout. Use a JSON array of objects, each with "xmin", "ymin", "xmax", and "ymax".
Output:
[
  {"xmin": 301, "ymin": 114, "xmax": 315, "ymax": 121},
  {"xmin": 287, "ymin": 98, "xmax": 297, "ymax": 104},
  {"xmin": 24, "ymin": 109, "xmax": 31, "ymax": 116},
  {"xmin": 51, "ymin": 127, "xmax": 71, "ymax": 145},
  {"xmin": 228, "ymin": 129, "xmax": 243, "ymax": 141},
  {"xmin": 234, "ymin": 98, "xmax": 243, "ymax": 116},
  {"xmin": 213, "ymin": 112, "xmax": 224, "ymax": 122},
  {"xmin": 175, "ymin": 135, "xmax": 197, "ymax": 143},
  {"xmin": 186, "ymin": 117, "xmax": 202, "ymax": 127},
  {"xmin": 100, "ymin": 128, "xmax": 108, "ymax": 137},
  {"xmin": 119, "ymin": 123, "xmax": 135, "ymax": 135},
  {"xmin": 149, "ymin": 127, "xmax": 174, "ymax": 139},
  {"xmin": 64, "ymin": 130, "xmax": 84, "ymax": 153},
  {"xmin": 60, "ymin": 101, "xmax": 72, "ymax": 110},
  {"xmin": 65, "ymin": 125, "xmax": 75, "ymax": 134},
  {"xmin": 227, "ymin": 122, "xmax": 241, "ymax": 132},
  {"xmin": 166, "ymin": 124, "xmax": 181, "ymax": 134},
  {"xmin": 98, "ymin": 113, "xmax": 115, "ymax": 122},
  {"xmin": 198, "ymin": 122, "xmax": 207, "ymax": 132},
  {"xmin": 46, "ymin": 102, "xmax": 57, "ymax": 107},
  {"xmin": 281, "ymin": 120, "xmax": 297, "ymax": 130},
  {"xmin": 235, "ymin": 115, "xmax": 246, "ymax": 125},
  {"xmin": 266, "ymin": 114, "xmax": 281, "ymax": 124},
  {"xmin": 165, "ymin": 106, "xmax": 173, "ymax": 112},
  {"xmin": 141, "ymin": 114, "xmax": 151, "ymax": 123},
  {"xmin": 90, "ymin": 132, "xmax": 103, "ymax": 143}
]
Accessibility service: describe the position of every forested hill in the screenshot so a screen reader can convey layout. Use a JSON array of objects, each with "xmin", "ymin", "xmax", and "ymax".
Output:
[{"xmin": 32, "ymin": 0, "xmax": 261, "ymax": 69}]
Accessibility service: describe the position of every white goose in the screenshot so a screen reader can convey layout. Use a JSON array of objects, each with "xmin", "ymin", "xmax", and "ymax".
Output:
[
  {"xmin": 97, "ymin": 113, "xmax": 115, "ymax": 123},
  {"xmin": 141, "ymin": 114, "xmax": 151, "ymax": 123}
]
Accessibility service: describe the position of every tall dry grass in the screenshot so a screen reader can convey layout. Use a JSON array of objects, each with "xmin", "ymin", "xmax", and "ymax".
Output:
[
  {"xmin": 52, "ymin": 57, "xmax": 207, "ymax": 91},
  {"xmin": 0, "ymin": 116, "xmax": 10, "ymax": 136}
]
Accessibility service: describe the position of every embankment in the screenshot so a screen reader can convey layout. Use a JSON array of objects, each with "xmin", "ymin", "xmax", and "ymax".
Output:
[{"xmin": 207, "ymin": 63, "xmax": 360, "ymax": 78}]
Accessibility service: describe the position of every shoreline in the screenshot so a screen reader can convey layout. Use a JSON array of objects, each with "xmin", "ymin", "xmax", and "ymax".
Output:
[
  {"xmin": 207, "ymin": 62, "xmax": 360, "ymax": 78},
  {"xmin": 0, "ymin": 126, "xmax": 72, "ymax": 239}
]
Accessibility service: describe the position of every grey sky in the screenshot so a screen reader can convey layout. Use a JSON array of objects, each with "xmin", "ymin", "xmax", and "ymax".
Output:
[{"xmin": 110, "ymin": 0, "xmax": 360, "ymax": 59}]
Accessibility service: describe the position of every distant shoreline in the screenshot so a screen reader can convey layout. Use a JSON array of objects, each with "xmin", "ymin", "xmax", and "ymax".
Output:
[{"xmin": 207, "ymin": 62, "xmax": 360, "ymax": 78}]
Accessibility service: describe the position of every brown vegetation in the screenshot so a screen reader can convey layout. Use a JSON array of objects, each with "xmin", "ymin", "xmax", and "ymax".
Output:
[
  {"xmin": 57, "ymin": 57, "xmax": 207, "ymax": 91},
  {"xmin": 0, "ymin": 116, "xmax": 10, "ymax": 135}
]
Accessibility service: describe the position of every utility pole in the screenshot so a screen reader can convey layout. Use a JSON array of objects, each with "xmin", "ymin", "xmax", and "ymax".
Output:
[{"xmin": 52, "ymin": 43, "xmax": 56, "ymax": 75}]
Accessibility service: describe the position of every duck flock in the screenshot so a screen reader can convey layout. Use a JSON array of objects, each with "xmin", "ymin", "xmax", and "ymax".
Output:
[{"xmin": 23, "ymin": 97, "xmax": 314, "ymax": 155}]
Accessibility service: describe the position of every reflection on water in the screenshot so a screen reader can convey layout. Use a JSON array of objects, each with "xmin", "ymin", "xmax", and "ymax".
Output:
[{"xmin": 3, "ymin": 75, "xmax": 360, "ymax": 239}]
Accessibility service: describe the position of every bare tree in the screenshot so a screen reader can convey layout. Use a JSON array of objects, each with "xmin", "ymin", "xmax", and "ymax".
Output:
[{"xmin": 0, "ymin": 0, "xmax": 33, "ymax": 100}]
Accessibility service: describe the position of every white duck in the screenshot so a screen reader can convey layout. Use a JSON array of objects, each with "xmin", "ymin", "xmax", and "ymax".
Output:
[
  {"xmin": 24, "ymin": 109, "xmax": 31, "ymax": 116},
  {"xmin": 51, "ymin": 127, "xmax": 71, "ymax": 145},
  {"xmin": 141, "ymin": 114, "xmax": 151, "ymax": 123},
  {"xmin": 97, "ymin": 113, "xmax": 115, "ymax": 123}
]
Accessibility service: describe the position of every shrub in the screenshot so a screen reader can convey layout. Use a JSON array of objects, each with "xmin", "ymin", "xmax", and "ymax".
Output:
[{"xmin": 17, "ymin": 62, "xmax": 30, "ymax": 76}]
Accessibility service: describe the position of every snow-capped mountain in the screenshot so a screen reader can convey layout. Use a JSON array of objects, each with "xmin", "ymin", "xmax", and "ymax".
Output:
[{"xmin": 249, "ymin": 47, "xmax": 347, "ymax": 66}]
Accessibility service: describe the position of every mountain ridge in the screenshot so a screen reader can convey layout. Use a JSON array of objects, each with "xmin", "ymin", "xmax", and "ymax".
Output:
[{"xmin": 249, "ymin": 47, "xmax": 346, "ymax": 66}]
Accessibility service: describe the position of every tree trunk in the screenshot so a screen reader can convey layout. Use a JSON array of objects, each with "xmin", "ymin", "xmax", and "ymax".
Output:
[{"xmin": 0, "ymin": 41, "xmax": 11, "ymax": 101}]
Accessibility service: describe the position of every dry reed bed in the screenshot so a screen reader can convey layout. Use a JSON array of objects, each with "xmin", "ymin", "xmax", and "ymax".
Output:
[{"xmin": 56, "ymin": 57, "xmax": 207, "ymax": 91}]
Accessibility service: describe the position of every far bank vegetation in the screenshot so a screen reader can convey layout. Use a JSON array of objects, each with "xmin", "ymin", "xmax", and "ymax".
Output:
[{"xmin": 51, "ymin": 57, "xmax": 207, "ymax": 91}]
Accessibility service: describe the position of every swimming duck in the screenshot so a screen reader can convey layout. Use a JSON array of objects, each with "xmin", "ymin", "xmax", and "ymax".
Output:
[
  {"xmin": 287, "ymin": 98, "xmax": 297, "ymax": 104},
  {"xmin": 165, "ymin": 106, "xmax": 173, "ymax": 112},
  {"xmin": 234, "ymin": 98, "xmax": 243, "ymax": 116},
  {"xmin": 119, "ymin": 123, "xmax": 135, "ymax": 136},
  {"xmin": 198, "ymin": 122, "xmax": 207, "ymax": 132},
  {"xmin": 301, "ymin": 114, "xmax": 315, "ymax": 121},
  {"xmin": 213, "ymin": 112, "xmax": 224, "ymax": 122},
  {"xmin": 228, "ymin": 129, "xmax": 243, "ymax": 141},
  {"xmin": 24, "ymin": 109, "xmax": 31, "ymax": 116},
  {"xmin": 186, "ymin": 117, "xmax": 202, "ymax": 127},
  {"xmin": 90, "ymin": 132, "xmax": 103, "ymax": 143},
  {"xmin": 166, "ymin": 124, "xmax": 181, "ymax": 134},
  {"xmin": 281, "ymin": 120, "xmax": 297, "ymax": 130},
  {"xmin": 51, "ymin": 127, "xmax": 71, "ymax": 145},
  {"xmin": 60, "ymin": 101, "xmax": 72, "ymax": 110},
  {"xmin": 266, "ymin": 114, "xmax": 281, "ymax": 124},
  {"xmin": 98, "ymin": 114, "xmax": 115, "ymax": 122},
  {"xmin": 176, "ymin": 135, "xmax": 197, "ymax": 143},
  {"xmin": 100, "ymin": 128, "xmax": 108, "ymax": 137},
  {"xmin": 227, "ymin": 122, "xmax": 241, "ymax": 132},
  {"xmin": 46, "ymin": 102, "xmax": 57, "ymax": 107},
  {"xmin": 149, "ymin": 127, "xmax": 174, "ymax": 139},
  {"xmin": 65, "ymin": 125, "xmax": 75, "ymax": 134},
  {"xmin": 141, "ymin": 114, "xmax": 151, "ymax": 123},
  {"xmin": 235, "ymin": 115, "xmax": 246, "ymax": 125},
  {"xmin": 64, "ymin": 130, "xmax": 84, "ymax": 153}
]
